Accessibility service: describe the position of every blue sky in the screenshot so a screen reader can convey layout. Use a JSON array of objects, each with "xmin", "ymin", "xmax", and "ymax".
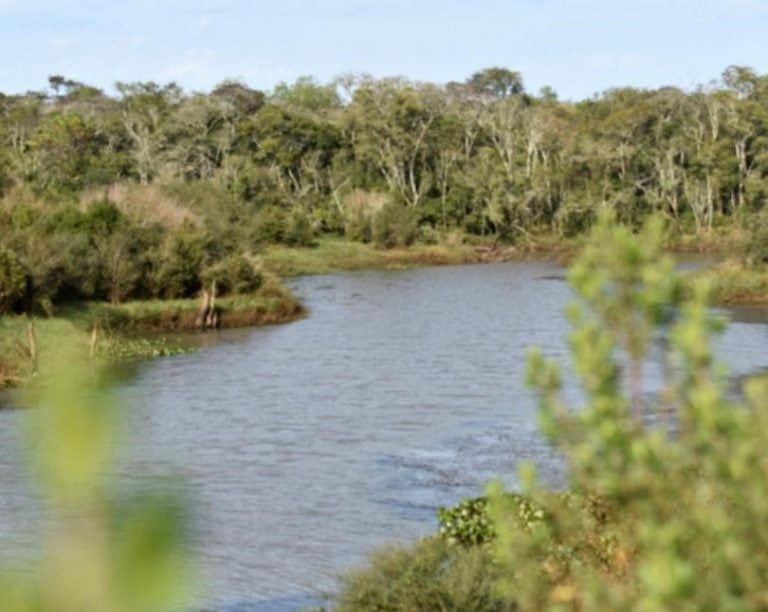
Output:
[{"xmin": 1, "ymin": 0, "xmax": 766, "ymax": 100}]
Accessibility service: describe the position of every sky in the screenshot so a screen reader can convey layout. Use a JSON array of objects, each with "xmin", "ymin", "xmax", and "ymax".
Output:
[{"xmin": 0, "ymin": 0, "xmax": 766, "ymax": 100}]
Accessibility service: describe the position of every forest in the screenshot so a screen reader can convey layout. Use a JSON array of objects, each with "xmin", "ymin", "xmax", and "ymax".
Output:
[{"xmin": 1, "ymin": 65, "xmax": 768, "ymax": 313}]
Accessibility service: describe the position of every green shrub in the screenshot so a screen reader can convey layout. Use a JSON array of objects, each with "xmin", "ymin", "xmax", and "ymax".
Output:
[
  {"xmin": 10, "ymin": 204, "xmax": 36, "ymax": 230},
  {"xmin": 437, "ymin": 493, "xmax": 548, "ymax": 547},
  {"xmin": 740, "ymin": 209, "xmax": 768, "ymax": 266},
  {"xmin": 336, "ymin": 537, "xmax": 516, "ymax": 612},
  {"xmin": 489, "ymin": 214, "xmax": 768, "ymax": 609},
  {"xmin": 202, "ymin": 254, "xmax": 263, "ymax": 296},
  {"xmin": 342, "ymin": 189, "xmax": 389, "ymax": 243},
  {"xmin": 372, "ymin": 201, "xmax": 418, "ymax": 248},
  {"xmin": 45, "ymin": 205, "xmax": 89, "ymax": 234},
  {"xmin": 283, "ymin": 209, "xmax": 315, "ymax": 247},
  {"xmin": 438, "ymin": 496, "xmax": 497, "ymax": 546},
  {"xmin": 0, "ymin": 247, "xmax": 28, "ymax": 313},
  {"xmin": 152, "ymin": 230, "xmax": 217, "ymax": 299},
  {"xmin": 253, "ymin": 205, "xmax": 288, "ymax": 244},
  {"xmin": 83, "ymin": 198, "xmax": 122, "ymax": 235},
  {"xmin": 418, "ymin": 224, "xmax": 440, "ymax": 245}
]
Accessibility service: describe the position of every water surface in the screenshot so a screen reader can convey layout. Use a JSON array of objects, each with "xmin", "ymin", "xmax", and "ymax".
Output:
[{"xmin": 1, "ymin": 260, "xmax": 766, "ymax": 610}]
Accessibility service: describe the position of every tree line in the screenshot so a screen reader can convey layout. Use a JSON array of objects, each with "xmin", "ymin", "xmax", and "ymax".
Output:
[{"xmin": 1, "ymin": 66, "xmax": 767, "ymax": 311}]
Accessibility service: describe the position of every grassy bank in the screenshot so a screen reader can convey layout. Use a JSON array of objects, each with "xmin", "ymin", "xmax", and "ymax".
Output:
[
  {"xmin": 263, "ymin": 235, "xmax": 768, "ymax": 307},
  {"xmin": 259, "ymin": 236, "xmax": 571, "ymax": 277},
  {"xmin": 70, "ymin": 274, "xmax": 304, "ymax": 334},
  {"xmin": 692, "ymin": 260, "xmax": 768, "ymax": 305},
  {"xmin": 0, "ymin": 275, "xmax": 303, "ymax": 390}
]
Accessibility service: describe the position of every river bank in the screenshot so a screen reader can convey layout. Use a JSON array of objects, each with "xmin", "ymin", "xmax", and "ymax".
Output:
[
  {"xmin": 258, "ymin": 238, "xmax": 541, "ymax": 277},
  {"xmin": 3, "ymin": 233, "xmax": 765, "ymax": 391},
  {"xmin": 0, "ymin": 274, "xmax": 303, "ymax": 390},
  {"xmin": 261, "ymin": 235, "xmax": 768, "ymax": 306},
  {"xmin": 691, "ymin": 260, "xmax": 768, "ymax": 304}
]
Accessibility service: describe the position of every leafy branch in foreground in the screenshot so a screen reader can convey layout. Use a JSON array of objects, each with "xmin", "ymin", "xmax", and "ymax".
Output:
[
  {"xmin": 0, "ymin": 342, "xmax": 191, "ymax": 611},
  {"xmin": 490, "ymin": 214, "xmax": 768, "ymax": 609}
]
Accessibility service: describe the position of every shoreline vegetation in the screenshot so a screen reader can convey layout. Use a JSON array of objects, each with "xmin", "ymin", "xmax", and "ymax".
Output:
[
  {"xmin": 0, "ymin": 274, "xmax": 303, "ymax": 390},
  {"xmin": 2, "ymin": 234, "xmax": 768, "ymax": 391}
]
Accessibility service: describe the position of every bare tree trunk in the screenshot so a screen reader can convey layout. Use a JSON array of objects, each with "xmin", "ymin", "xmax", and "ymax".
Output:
[
  {"xmin": 195, "ymin": 288, "xmax": 211, "ymax": 330},
  {"xmin": 27, "ymin": 321, "xmax": 38, "ymax": 378},
  {"xmin": 205, "ymin": 281, "xmax": 218, "ymax": 329}
]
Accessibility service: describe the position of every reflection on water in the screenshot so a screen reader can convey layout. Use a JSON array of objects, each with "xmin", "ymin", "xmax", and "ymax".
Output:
[{"xmin": 0, "ymin": 260, "xmax": 766, "ymax": 610}]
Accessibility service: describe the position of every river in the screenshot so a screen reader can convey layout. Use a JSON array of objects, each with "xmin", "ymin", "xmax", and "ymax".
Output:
[{"xmin": 1, "ymin": 260, "xmax": 767, "ymax": 610}]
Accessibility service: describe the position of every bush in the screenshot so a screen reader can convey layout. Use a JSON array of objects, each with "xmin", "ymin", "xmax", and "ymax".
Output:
[
  {"xmin": 437, "ymin": 493, "xmax": 548, "ymax": 547},
  {"xmin": 202, "ymin": 255, "xmax": 263, "ymax": 296},
  {"xmin": 252, "ymin": 205, "xmax": 288, "ymax": 244},
  {"xmin": 0, "ymin": 247, "xmax": 28, "ymax": 313},
  {"xmin": 283, "ymin": 209, "xmax": 315, "ymax": 247},
  {"xmin": 740, "ymin": 209, "xmax": 768, "ymax": 266},
  {"xmin": 83, "ymin": 198, "xmax": 122, "ymax": 235},
  {"xmin": 372, "ymin": 201, "xmax": 418, "ymax": 248},
  {"xmin": 342, "ymin": 189, "xmax": 388, "ymax": 243},
  {"xmin": 23, "ymin": 233, "xmax": 103, "ymax": 303},
  {"xmin": 152, "ymin": 230, "xmax": 217, "ymax": 299},
  {"xmin": 336, "ymin": 537, "xmax": 515, "ymax": 612},
  {"xmin": 489, "ymin": 215, "xmax": 768, "ymax": 609}
]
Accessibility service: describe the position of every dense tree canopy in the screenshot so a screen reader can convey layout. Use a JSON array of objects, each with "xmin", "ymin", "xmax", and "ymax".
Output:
[{"xmin": 1, "ymin": 65, "xmax": 768, "ymax": 310}]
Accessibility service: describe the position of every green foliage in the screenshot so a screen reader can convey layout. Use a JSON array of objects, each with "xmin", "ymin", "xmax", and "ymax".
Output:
[
  {"xmin": 438, "ymin": 494, "xmax": 549, "ymax": 547},
  {"xmin": 5, "ymin": 66, "xmax": 768, "ymax": 315},
  {"xmin": 83, "ymin": 198, "xmax": 123, "ymax": 234},
  {"xmin": 253, "ymin": 205, "xmax": 288, "ymax": 244},
  {"xmin": 740, "ymin": 209, "xmax": 768, "ymax": 266},
  {"xmin": 0, "ymin": 248, "xmax": 28, "ymax": 314},
  {"xmin": 489, "ymin": 215, "xmax": 768, "ymax": 609},
  {"xmin": 44, "ymin": 199, "xmax": 122, "ymax": 236},
  {"xmin": 438, "ymin": 496, "xmax": 496, "ymax": 546},
  {"xmin": 95, "ymin": 336, "xmax": 190, "ymax": 361},
  {"xmin": 467, "ymin": 67, "xmax": 525, "ymax": 98},
  {"xmin": 152, "ymin": 229, "xmax": 216, "ymax": 298},
  {"xmin": 342, "ymin": 189, "xmax": 383, "ymax": 243},
  {"xmin": 284, "ymin": 209, "xmax": 316, "ymax": 247},
  {"xmin": 202, "ymin": 254, "xmax": 263, "ymax": 295},
  {"xmin": 272, "ymin": 76, "xmax": 340, "ymax": 111},
  {"xmin": 335, "ymin": 537, "xmax": 516, "ymax": 612},
  {"xmin": 372, "ymin": 201, "xmax": 418, "ymax": 248}
]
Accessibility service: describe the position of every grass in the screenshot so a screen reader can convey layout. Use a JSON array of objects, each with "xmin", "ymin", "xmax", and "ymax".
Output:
[
  {"xmin": 690, "ymin": 260, "xmax": 768, "ymax": 305},
  {"xmin": 0, "ymin": 316, "xmax": 77, "ymax": 388},
  {"xmin": 65, "ymin": 274, "xmax": 304, "ymax": 334},
  {"xmin": 334, "ymin": 536, "xmax": 514, "ymax": 612},
  {"xmin": 260, "ymin": 239, "xmax": 478, "ymax": 276},
  {"xmin": 258, "ymin": 236, "xmax": 569, "ymax": 277}
]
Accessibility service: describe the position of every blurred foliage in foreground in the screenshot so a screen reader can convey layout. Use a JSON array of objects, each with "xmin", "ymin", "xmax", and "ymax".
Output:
[
  {"xmin": 0, "ymin": 343, "xmax": 190, "ymax": 611},
  {"xmin": 337, "ymin": 214, "xmax": 768, "ymax": 610}
]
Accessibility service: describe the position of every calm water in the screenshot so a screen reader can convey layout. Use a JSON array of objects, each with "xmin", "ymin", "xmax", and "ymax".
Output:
[{"xmin": 1, "ymin": 260, "xmax": 767, "ymax": 610}]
